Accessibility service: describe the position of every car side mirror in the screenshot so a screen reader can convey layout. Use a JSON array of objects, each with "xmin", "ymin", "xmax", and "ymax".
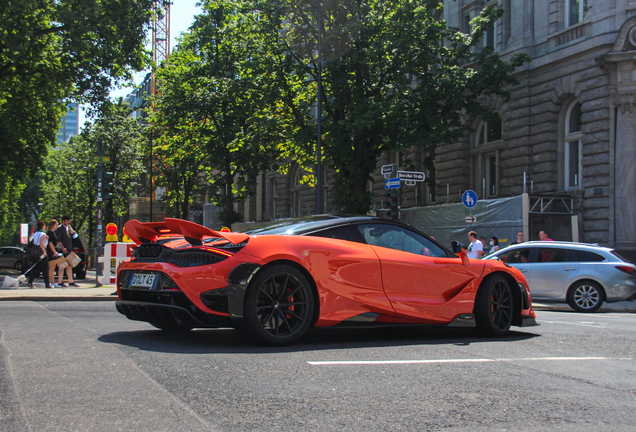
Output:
[
  {"xmin": 451, "ymin": 241, "xmax": 470, "ymax": 266},
  {"xmin": 451, "ymin": 241, "xmax": 466, "ymax": 254}
]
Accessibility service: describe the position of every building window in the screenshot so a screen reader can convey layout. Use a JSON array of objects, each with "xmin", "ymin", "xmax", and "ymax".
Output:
[
  {"xmin": 291, "ymin": 168, "xmax": 302, "ymax": 218},
  {"xmin": 566, "ymin": 0, "xmax": 587, "ymax": 27},
  {"xmin": 391, "ymin": 152, "xmax": 404, "ymax": 169},
  {"xmin": 268, "ymin": 177, "xmax": 277, "ymax": 219},
  {"xmin": 564, "ymin": 101, "xmax": 582, "ymax": 189},
  {"xmin": 474, "ymin": 113, "xmax": 503, "ymax": 198},
  {"xmin": 477, "ymin": 116, "xmax": 502, "ymax": 145},
  {"xmin": 322, "ymin": 166, "xmax": 329, "ymax": 214},
  {"xmin": 462, "ymin": 14, "xmax": 471, "ymax": 35}
]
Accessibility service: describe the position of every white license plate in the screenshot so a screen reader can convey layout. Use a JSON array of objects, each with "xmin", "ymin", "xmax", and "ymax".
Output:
[{"xmin": 130, "ymin": 273, "xmax": 156, "ymax": 288}]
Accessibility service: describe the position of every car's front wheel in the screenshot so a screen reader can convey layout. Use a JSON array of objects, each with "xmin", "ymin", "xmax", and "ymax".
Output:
[
  {"xmin": 242, "ymin": 264, "xmax": 314, "ymax": 346},
  {"xmin": 474, "ymin": 274, "xmax": 513, "ymax": 337},
  {"xmin": 14, "ymin": 261, "xmax": 22, "ymax": 272},
  {"xmin": 567, "ymin": 280, "xmax": 604, "ymax": 312}
]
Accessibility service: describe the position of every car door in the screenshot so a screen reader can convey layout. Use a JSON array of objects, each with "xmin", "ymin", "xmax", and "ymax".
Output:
[
  {"xmin": 494, "ymin": 247, "xmax": 534, "ymax": 281},
  {"xmin": 355, "ymin": 223, "xmax": 480, "ymax": 322},
  {"xmin": 530, "ymin": 247, "xmax": 577, "ymax": 298}
]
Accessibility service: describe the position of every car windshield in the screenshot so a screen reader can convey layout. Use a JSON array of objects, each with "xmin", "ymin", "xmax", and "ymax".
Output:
[{"xmin": 241, "ymin": 215, "xmax": 343, "ymax": 235}]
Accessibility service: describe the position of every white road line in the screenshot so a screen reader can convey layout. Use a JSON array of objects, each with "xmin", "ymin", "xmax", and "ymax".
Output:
[
  {"xmin": 307, "ymin": 357, "xmax": 631, "ymax": 366},
  {"xmin": 540, "ymin": 320, "xmax": 608, "ymax": 328}
]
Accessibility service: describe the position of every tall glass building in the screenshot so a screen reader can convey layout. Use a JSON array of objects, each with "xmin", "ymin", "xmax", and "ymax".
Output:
[{"xmin": 56, "ymin": 103, "xmax": 79, "ymax": 146}]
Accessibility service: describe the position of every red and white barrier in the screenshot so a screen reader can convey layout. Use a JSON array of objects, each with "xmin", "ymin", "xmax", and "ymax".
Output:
[{"xmin": 100, "ymin": 242, "xmax": 132, "ymax": 284}]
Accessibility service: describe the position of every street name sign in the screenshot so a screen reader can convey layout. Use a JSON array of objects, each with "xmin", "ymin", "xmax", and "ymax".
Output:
[
  {"xmin": 385, "ymin": 177, "xmax": 401, "ymax": 189},
  {"xmin": 91, "ymin": 156, "xmax": 110, "ymax": 163},
  {"xmin": 397, "ymin": 171, "xmax": 425, "ymax": 181}
]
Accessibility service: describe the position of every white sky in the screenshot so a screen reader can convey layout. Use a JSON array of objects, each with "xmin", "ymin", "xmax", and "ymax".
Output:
[{"xmin": 80, "ymin": 0, "xmax": 202, "ymax": 127}]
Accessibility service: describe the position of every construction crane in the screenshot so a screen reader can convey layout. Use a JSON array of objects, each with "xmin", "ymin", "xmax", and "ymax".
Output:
[
  {"xmin": 152, "ymin": 0, "xmax": 170, "ymax": 99},
  {"xmin": 150, "ymin": 0, "xmax": 170, "ymax": 220}
]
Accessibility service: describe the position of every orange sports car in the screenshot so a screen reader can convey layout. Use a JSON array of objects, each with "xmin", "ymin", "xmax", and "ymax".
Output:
[{"xmin": 116, "ymin": 216, "xmax": 537, "ymax": 345}]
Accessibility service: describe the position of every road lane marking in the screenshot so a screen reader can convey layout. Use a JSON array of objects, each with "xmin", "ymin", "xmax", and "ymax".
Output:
[
  {"xmin": 307, "ymin": 357, "xmax": 631, "ymax": 366},
  {"xmin": 540, "ymin": 320, "xmax": 608, "ymax": 328}
]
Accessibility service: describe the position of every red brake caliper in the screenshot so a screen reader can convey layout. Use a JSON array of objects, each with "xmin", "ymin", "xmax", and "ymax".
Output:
[{"xmin": 286, "ymin": 288, "xmax": 295, "ymax": 319}]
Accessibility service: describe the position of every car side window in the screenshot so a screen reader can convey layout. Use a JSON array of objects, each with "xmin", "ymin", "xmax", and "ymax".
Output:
[
  {"xmin": 504, "ymin": 248, "xmax": 532, "ymax": 264},
  {"xmin": 309, "ymin": 225, "xmax": 365, "ymax": 243},
  {"xmin": 538, "ymin": 248, "xmax": 566, "ymax": 263},
  {"xmin": 566, "ymin": 250, "xmax": 606, "ymax": 262},
  {"xmin": 355, "ymin": 224, "xmax": 447, "ymax": 257}
]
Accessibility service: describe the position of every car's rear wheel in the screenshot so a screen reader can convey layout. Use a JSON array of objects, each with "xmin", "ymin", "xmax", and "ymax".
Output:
[
  {"xmin": 14, "ymin": 261, "xmax": 22, "ymax": 272},
  {"xmin": 242, "ymin": 264, "xmax": 314, "ymax": 346},
  {"xmin": 474, "ymin": 274, "xmax": 513, "ymax": 337},
  {"xmin": 150, "ymin": 322, "xmax": 193, "ymax": 333},
  {"xmin": 567, "ymin": 280, "xmax": 604, "ymax": 312}
]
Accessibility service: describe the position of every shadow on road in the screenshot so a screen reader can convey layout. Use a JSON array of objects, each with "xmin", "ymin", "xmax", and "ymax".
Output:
[{"xmin": 98, "ymin": 325, "xmax": 539, "ymax": 355}]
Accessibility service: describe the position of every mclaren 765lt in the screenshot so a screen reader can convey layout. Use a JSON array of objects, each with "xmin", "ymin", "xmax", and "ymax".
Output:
[{"xmin": 116, "ymin": 216, "xmax": 537, "ymax": 345}]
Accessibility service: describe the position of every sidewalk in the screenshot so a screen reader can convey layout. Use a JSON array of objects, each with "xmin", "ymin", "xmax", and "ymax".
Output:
[
  {"xmin": 0, "ymin": 274, "xmax": 117, "ymax": 301},
  {"xmin": 532, "ymin": 301, "xmax": 636, "ymax": 313}
]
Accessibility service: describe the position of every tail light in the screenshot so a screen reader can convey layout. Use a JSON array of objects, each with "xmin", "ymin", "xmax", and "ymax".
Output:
[{"xmin": 615, "ymin": 266, "xmax": 635, "ymax": 275}]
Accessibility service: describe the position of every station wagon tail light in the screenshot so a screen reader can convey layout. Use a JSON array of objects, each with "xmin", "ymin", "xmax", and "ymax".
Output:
[{"xmin": 615, "ymin": 266, "xmax": 635, "ymax": 275}]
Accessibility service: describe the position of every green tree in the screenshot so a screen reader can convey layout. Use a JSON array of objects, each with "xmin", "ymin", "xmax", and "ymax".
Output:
[
  {"xmin": 41, "ymin": 99, "xmax": 147, "ymax": 245},
  {"xmin": 0, "ymin": 0, "xmax": 158, "ymax": 209},
  {"xmin": 151, "ymin": 0, "xmax": 307, "ymax": 225},
  {"xmin": 281, "ymin": 0, "xmax": 529, "ymax": 213}
]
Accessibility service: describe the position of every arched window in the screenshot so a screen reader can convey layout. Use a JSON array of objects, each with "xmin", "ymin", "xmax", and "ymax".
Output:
[
  {"xmin": 291, "ymin": 168, "xmax": 302, "ymax": 218},
  {"xmin": 473, "ymin": 114, "xmax": 503, "ymax": 198},
  {"xmin": 564, "ymin": 101, "xmax": 582, "ymax": 189}
]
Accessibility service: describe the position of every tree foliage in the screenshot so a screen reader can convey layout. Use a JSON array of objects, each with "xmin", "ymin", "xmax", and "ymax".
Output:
[
  {"xmin": 0, "ymin": 0, "xmax": 158, "ymax": 210},
  {"xmin": 151, "ymin": 0, "xmax": 309, "ymax": 225},
  {"xmin": 40, "ymin": 99, "xmax": 147, "ymax": 246},
  {"xmin": 281, "ymin": 0, "xmax": 529, "ymax": 213}
]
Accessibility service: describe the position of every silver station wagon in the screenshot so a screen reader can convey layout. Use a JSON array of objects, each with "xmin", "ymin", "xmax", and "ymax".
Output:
[{"xmin": 488, "ymin": 241, "xmax": 636, "ymax": 312}]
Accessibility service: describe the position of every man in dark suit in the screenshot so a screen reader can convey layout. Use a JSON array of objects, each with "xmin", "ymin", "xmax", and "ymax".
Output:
[{"xmin": 55, "ymin": 215, "xmax": 79, "ymax": 287}]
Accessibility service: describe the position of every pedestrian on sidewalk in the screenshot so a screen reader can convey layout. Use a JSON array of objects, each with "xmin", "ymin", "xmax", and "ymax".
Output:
[
  {"xmin": 467, "ymin": 231, "xmax": 485, "ymax": 259},
  {"xmin": 46, "ymin": 219, "xmax": 64, "ymax": 288},
  {"xmin": 55, "ymin": 214, "xmax": 79, "ymax": 287},
  {"xmin": 27, "ymin": 220, "xmax": 51, "ymax": 288},
  {"xmin": 510, "ymin": 231, "xmax": 524, "ymax": 245},
  {"xmin": 489, "ymin": 236, "xmax": 500, "ymax": 253}
]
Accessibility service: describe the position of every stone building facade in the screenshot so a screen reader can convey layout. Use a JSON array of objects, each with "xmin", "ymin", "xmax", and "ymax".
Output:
[{"xmin": 237, "ymin": 1, "xmax": 636, "ymax": 259}]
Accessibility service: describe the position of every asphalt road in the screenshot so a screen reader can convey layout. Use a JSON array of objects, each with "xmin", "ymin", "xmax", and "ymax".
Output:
[{"xmin": 1, "ymin": 302, "xmax": 635, "ymax": 431}]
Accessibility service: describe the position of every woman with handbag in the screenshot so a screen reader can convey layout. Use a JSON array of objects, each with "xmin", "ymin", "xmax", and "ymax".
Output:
[
  {"xmin": 46, "ymin": 219, "xmax": 64, "ymax": 288},
  {"xmin": 27, "ymin": 220, "xmax": 52, "ymax": 288}
]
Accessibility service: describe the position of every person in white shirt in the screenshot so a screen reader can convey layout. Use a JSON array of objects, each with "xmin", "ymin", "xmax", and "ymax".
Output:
[{"xmin": 467, "ymin": 231, "xmax": 484, "ymax": 259}]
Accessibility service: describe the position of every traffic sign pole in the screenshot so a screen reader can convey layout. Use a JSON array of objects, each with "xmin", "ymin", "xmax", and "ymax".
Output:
[{"xmin": 95, "ymin": 139, "xmax": 103, "ymax": 287}]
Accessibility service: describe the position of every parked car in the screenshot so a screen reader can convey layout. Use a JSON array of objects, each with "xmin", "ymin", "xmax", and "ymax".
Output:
[
  {"xmin": 0, "ymin": 246, "xmax": 26, "ymax": 272},
  {"xmin": 116, "ymin": 216, "xmax": 537, "ymax": 345},
  {"xmin": 488, "ymin": 241, "xmax": 636, "ymax": 312}
]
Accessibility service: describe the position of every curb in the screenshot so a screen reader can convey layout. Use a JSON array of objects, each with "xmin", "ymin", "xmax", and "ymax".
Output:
[
  {"xmin": 533, "ymin": 302, "xmax": 636, "ymax": 313},
  {"xmin": 0, "ymin": 295, "xmax": 117, "ymax": 302}
]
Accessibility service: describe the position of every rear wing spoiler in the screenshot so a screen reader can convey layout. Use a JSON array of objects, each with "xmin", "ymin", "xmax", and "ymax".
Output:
[{"xmin": 124, "ymin": 218, "xmax": 248, "ymax": 246}]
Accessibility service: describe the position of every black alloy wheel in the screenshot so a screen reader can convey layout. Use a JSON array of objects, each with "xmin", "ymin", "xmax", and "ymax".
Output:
[
  {"xmin": 475, "ymin": 274, "xmax": 513, "ymax": 337},
  {"xmin": 243, "ymin": 265, "xmax": 314, "ymax": 346}
]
